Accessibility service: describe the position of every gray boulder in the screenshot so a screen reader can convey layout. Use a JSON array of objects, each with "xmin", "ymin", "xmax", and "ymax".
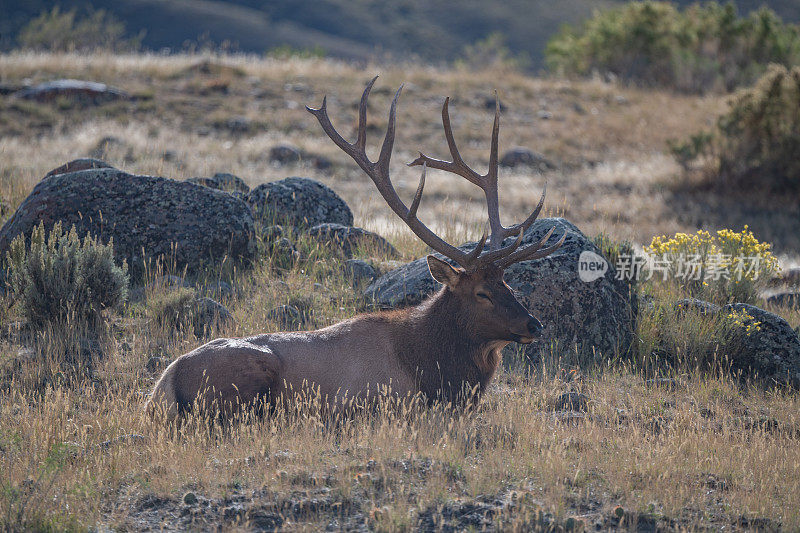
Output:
[
  {"xmin": 185, "ymin": 176, "xmax": 219, "ymax": 189},
  {"xmin": 674, "ymin": 298, "xmax": 721, "ymax": 315},
  {"xmin": 364, "ymin": 218, "xmax": 636, "ymax": 362},
  {"xmin": 246, "ymin": 177, "xmax": 352, "ymax": 227},
  {"xmin": 499, "ymin": 148, "xmax": 557, "ymax": 171},
  {"xmin": 89, "ymin": 136, "xmax": 134, "ymax": 163},
  {"xmin": 766, "ymin": 291, "xmax": 800, "ymax": 309},
  {"xmin": 44, "ymin": 158, "xmax": 112, "ymax": 177},
  {"xmin": 186, "ymin": 173, "xmax": 249, "ymax": 194},
  {"xmin": 269, "ymin": 144, "xmax": 302, "ymax": 164},
  {"xmin": 211, "ymin": 173, "xmax": 249, "ymax": 194},
  {"xmin": 722, "ymin": 303, "xmax": 800, "ymax": 387},
  {"xmin": 664, "ymin": 299, "xmax": 800, "ymax": 387},
  {"xmin": 14, "ymin": 79, "xmax": 129, "ymax": 104},
  {"xmin": 307, "ymin": 223, "xmax": 399, "ymax": 258},
  {"xmin": 191, "ymin": 297, "xmax": 233, "ymax": 337},
  {"xmin": 343, "ymin": 259, "xmax": 378, "ymax": 284},
  {"xmin": 267, "ymin": 304, "xmax": 303, "ymax": 329},
  {"xmin": 782, "ymin": 267, "xmax": 800, "ymax": 286},
  {"xmin": 0, "ymin": 166, "xmax": 255, "ymax": 278}
]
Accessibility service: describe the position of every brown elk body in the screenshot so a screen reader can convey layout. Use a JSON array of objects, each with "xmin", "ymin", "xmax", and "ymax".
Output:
[{"xmin": 148, "ymin": 78, "xmax": 564, "ymax": 422}]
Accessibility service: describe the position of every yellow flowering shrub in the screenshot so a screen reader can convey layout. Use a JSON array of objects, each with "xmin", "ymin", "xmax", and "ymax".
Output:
[
  {"xmin": 725, "ymin": 308, "xmax": 762, "ymax": 334},
  {"xmin": 646, "ymin": 226, "xmax": 779, "ymax": 304}
]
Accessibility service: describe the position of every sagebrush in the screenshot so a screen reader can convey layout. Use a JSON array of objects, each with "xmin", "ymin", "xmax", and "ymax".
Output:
[
  {"xmin": 17, "ymin": 6, "xmax": 142, "ymax": 53},
  {"xmin": 5, "ymin": 222, "xmax": 129, "ymax": 328},
  {"xmin": 546, "ymin": 1, "xmax": 800, "ymax": 93},
  {"xmin": 669, "ymin": 64, "xmax": 800, "ymax": 193}
]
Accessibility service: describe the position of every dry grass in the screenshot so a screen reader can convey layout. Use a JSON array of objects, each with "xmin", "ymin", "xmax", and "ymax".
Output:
[
  {"xmin": 6, "ymin": 50, "xmax": 795, "ymax": 253},
  {"xmin": 1, "ymin": 51, "xmax": 799, "ymax": 531}
]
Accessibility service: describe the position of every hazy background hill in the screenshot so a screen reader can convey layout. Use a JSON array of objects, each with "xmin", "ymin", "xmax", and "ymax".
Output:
[{"xmin": 3, "ymin": 0, "xmax": 799, "ymax": 66}]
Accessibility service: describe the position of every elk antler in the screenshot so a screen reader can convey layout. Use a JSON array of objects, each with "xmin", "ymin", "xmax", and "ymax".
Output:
[
  {"xmin": 408, "ymin": 93, "xmax": 565, "ymax": 268},
  {"xmin": 307, "ymin": 77, "xmax": 564, "ymax": 271}
]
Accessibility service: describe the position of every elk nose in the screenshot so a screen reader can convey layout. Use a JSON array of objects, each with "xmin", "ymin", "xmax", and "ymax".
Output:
[{"xmin": 527, "ymin": 317, "xmax": 543, "ymax": 337}]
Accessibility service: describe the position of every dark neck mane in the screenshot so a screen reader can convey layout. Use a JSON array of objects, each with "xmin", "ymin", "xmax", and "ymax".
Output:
[{"xmin": 394, "ymin": 288, "xmax": 505, "ymax": 405}]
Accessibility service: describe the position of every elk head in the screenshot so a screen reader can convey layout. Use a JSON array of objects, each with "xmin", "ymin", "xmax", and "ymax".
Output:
[{"xmin": 308, "ymin": 77, "xmax": 565, "ymax": 344}]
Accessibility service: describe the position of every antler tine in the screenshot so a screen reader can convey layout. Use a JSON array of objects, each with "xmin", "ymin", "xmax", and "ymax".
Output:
[
  {"xmin": 496, "ymin": 227, "xmax": 566, "ymax": 269},
  {"xmin": 474, "ymin": 226, "xmax": 525, "ymax": 265},
  {"xmin": 507, "ymin": 183, "xmax": 546, "ymax": 235},
  {"xmin": 463, "ymin": 223, "xmax": 489, "ymax": 263},
  {"xmin": 408, "ymin": 98, "xmax": 484, "ymax": 187},
  {"xmin": 488, "ymin": 92, "xmax": 500, "ymax": 184},
  {"xmin": 408, "ymin": 161, "xmax": 427, "ymax": 218},
  {"xmin": 407, "ymin": 92, "xmax": 552, "ymax": 262},
  {"xmin": 308, "ymin": 78, "xmax": 475, "ymax": 270},
  {"xmin": 356, "ymin": 76, "xmax": 378, "ymax": 151}
]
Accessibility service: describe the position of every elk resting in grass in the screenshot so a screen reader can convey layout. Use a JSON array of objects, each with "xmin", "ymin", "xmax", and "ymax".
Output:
[{"xmin": 147, "ymin": 77, "xmax": 564, "ymax": 422}]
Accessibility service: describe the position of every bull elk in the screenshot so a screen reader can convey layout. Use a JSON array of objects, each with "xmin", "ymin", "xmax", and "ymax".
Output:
[{"xmin": 148, "ymin": 77, "xmax": 564, "ymax": 422}]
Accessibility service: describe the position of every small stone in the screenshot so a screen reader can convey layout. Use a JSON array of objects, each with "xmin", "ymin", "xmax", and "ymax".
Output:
[
  {"xmin": 499, "ymin": 148, "xmax": 557, "ymax": 171},
  {"xmin": 225, "ymin": 116, "xmax": 251, "ymax": 134},
  {"xmin": 308, "ymin": 223, "xmax": 399, "ymax": 259},
  {"xmin": 674, "ymin": 298, "xmax": 720, "ymax": 315},
  {"xmin": 483, "ymin": 96, "xmax": 507, "ymax": 111},
  {"xmin": 268, "ymin": 305, "xmax": 303, "ymax": 329},
  {"xmin": 89, "ymin": 136, "xmax": 133, "ymax": 162},
  {"xmin": 551, "ymin": 392, "xmax": 589, "ymax": 412},
  {"xmin": 14, "ymin": 79, "xmax": 129, "ymax": 104},
  {"xmin": 247, "ymin": 177, "xmax": 352, "ymax": 227},
  {"xmin": 766, "ymin": 291, "xmax": 800, "ymax": 309},
  {"xmin": 310, "ymin": 155, "xmax": 332, "ymax": 170},
  {"xmin": 343, "ymin": 259, "xmax": 378, "ymax": 284},
  {"xmin": 269, "ymin": 144, "xmax": 302, "ymax": 165},
  {"xmin": 44, "ymin": 158, "xmax": 113, "ymax": 178},
  {"xmin": 211, "ymin": 172, "xmax": 249, "ymax": 194},
  {"xmin": 191, "ymin": 297, "xmax": 233, "ymax": 337},
  {"xmin": 199, "ymin": 281, "xmax": 233, "ymax": 298},
  {"xmin": 781, "ymin": 267, "xmax": 800, "ymax": 286}
]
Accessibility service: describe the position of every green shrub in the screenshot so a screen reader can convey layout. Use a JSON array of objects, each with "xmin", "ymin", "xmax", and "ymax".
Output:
[
  {"xmin": 457, "ymin": 33, "xmax": 530, "ymax": 71},
  {"xmin": 716, "ymin": 64, "xmax": 800, "ymax": 193},
  {"xmin": 667, "ymin": 131, "xmax": 715, "ymax": 171},
  {"xmin": 670, "ymin": 64, "xmax": 800, "ymax": 193},
  {"xmin": 17, "ymin": 6, "xmax": 143, "ymax": 53},
  {"xmin": 267, "ymin": 45, "xmax": 326, "ymax": 59},
  {"xmin": 5, "ymin": 222, "xmax": 129, "ymax": 328},
  {"xmin": 546, "ymin": 1, "xmax": 800, "ymax": 93}
]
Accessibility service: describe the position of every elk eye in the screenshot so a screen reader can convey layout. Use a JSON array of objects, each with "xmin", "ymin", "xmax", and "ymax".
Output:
[{"xmin": 476, "ymin": 292, "xmax": 492, "ymax": 303}]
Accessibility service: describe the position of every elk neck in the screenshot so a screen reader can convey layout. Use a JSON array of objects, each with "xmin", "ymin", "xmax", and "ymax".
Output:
[{"xmin": 396, "ymin": 286, "xmax": 507, "ymax": 404}]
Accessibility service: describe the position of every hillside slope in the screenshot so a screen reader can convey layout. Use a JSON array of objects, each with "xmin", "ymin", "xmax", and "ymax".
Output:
[{"xmin": 2, "ymin": 1, "xmax": 800, "ymax": 66}]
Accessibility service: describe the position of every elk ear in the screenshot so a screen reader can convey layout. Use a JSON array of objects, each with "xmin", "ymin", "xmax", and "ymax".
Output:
[{"xmin": 427, "ymin": 255, "xmax": 463, "ymax": 287}]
